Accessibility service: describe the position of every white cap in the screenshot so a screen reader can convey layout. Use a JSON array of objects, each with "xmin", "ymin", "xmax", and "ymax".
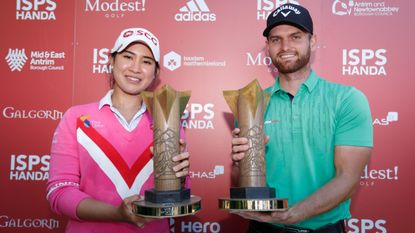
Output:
[{"xmin": 111, "ymin": 28, "xmax": 160, "ymax": 62}]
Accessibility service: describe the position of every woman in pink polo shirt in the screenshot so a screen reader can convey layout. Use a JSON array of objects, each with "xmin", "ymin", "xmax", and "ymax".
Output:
[{"xmin": 47, "ymin": 28, "xmax": 190, "ymax": 233}]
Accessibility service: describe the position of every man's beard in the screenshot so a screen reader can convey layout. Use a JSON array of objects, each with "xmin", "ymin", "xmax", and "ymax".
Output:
[{"xmin": 273, "ymin": 47, "xmax": 311, "ymax": 74}]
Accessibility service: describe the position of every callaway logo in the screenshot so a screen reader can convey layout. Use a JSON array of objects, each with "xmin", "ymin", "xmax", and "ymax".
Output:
[{"xmin": 273, "ymin": 4, "xmax": 301, "ymax": 17}]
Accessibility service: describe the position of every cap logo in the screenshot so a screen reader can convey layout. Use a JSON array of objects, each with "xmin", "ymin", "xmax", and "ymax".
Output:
[
  {"xmin": 273, "ymin": 4, "xmax": 301, "ymax": 18},
  {"xmin": 281, "ymin": 11, "xmax": 291, "ymax": 17},
  {"xmin": 122, "ymin": 29, "xmax": 159, "ymax": 46}
]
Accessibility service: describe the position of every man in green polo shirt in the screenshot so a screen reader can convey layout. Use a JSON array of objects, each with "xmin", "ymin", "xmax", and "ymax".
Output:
[{"xmin": 231, "ymin": 3, "xmax": 373, "ymax": 233}]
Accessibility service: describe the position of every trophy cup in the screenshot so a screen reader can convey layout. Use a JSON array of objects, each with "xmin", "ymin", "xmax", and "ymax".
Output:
[
  {"xmin": 133, "ymin": 84, "xmax": 201, "ymax": 218},
  {"xmin": 218, "ymin": 79, "xmax": 288, "ymax": 211}
]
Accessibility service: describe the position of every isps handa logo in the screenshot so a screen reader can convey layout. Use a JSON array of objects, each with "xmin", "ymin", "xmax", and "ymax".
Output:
[
  {"xmin": 92, "ymin": 48, "xmax": 111, "ymax": 74},
  {"xmin": 342, "ymin": 48, "xmax": 387, "ymax": 77},
  {"xmin": 16, "ymin": 0, "xmax": 57, "ymax": 20},
  {"xmin": 256, "ymin": 0, "xmax": 299, "ymax": 20},
  {"xmin": 181, "ymin": 103, "xmax": 214, "ymax": 129},
  {"xmin": 9, "ymin": 154, "xmax": 50, "ymax": 181},
  {"xmin": 346, "ymin": 218, "xmax": 387, "ymax": 233}
]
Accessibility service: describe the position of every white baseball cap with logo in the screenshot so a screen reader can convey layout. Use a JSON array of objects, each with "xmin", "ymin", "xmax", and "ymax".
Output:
[{"xmin": 111, "ymin": 28, "xmax": 160, "ymax": 62}]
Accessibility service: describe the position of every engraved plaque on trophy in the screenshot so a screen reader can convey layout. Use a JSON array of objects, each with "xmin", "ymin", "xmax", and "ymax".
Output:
[
  {"xmin": 218, "ymin": 79, "xmax": 288, "ymax": 211},
  {"xmin": 133, "ymin": 84, "xmax": 201, "ymax": 218}
]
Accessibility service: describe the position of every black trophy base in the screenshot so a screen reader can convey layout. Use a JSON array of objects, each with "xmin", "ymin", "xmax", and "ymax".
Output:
[
  {"xmin": 145, "ymin": 188, "xmax": 190, "ymax": 203},
  {"xmin": 230, "ymin": 187, "xmax": 276, "ymax": 199},
  {"xmin": 133, "ymin": 195, "xmax": 201, "ymax": 218},
  {"xmin": 219, "ymin": 186, "xmax": 288, "ymax": 211}
]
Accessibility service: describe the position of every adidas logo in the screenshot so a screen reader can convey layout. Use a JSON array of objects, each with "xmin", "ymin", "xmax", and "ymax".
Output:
[{"xmin": 174, "ymin": 0, "xmax": 216, "ymax": 22}]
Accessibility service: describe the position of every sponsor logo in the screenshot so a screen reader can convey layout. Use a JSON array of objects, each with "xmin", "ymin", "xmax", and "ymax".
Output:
[
  {"xmin": 246, "ymin": 51, "xmax": 278, "ymax": 73},
  {"xmin": 16, "ymin": 0, "xmax": 57, "ymax": 20},
  {"xmin": 5, "ymin": 49, "xmax": 28, "ymax": 71},
  {"xmin": 181, "ymin": 103, "xmax": 214, "ymax": 129},
  {"xmin": 373, "ymin": 112, "xmax": 398, "ymax": 126},
  {"xmin": 5, "ymin": 48, "xmax": 65, "ymax": 72},
  {"xmin": 347, "ymin": 218, "xmax": 387, "ymax": 233},
  {"xmin": 169, "ymin": 218, "xmax": 175, "ymax": 233},
  {"xmin": 164, "ymin": 51, "xmax": 226, "ymax": 71},
  {"xmin": 342, "ymin": 49, "xmax": 387, "ymax": 76},
  {"xmin": 265, "ymin": 119, "xmax": 281, "ymax": 124},
  {"xmin": 190, "ymin": 165, "xmax": 224, "ymax": 179},
  {"xmin": 256, "ymin": 0, "xmax": 299, "ymax": 20},
  {"xmin": 2, "ymin": 106, "xmax": 63, "ymax": 120},
  {"xmin": 0, "ymin": 215, "xmax": 59, "ymax": 229},
  {"xmin": 84, "ymin": 0, "xmax": 145, "ymax": 18},
  {"xmin": 9, "ymin": 154, "xmax": 50, "ymax": 181},
  {"xmin": 332, "ymin": 0, "xmax": 399, "ymax": 17},
  {"xmin": 360, "ymin": 165, "xmax": 399, "ymax": 187},
  {"xmin": 181, "ymin": 221, "xmax": 221, "ymax": 233},
  {"xmin": 175, "ymin": 0, "xmax": 216, "ymax": 22},
  {"xmin": 164, "ymin": 51, "xmax": 181, "ymax": 71},
  {"xmin": 93, "ymin": 48, "xmax": 111, "ymax": 74}
]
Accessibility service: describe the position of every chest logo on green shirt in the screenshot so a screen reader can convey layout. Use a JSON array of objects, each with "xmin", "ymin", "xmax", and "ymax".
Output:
[{"xmin": 265, "ymin": 119, "xmax": 281, "ymax": 124}]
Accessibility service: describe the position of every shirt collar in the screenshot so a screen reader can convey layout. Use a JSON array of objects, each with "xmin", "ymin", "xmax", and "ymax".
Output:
[
  {"xmin": 98, "ymin": 89, "xmax": 147, "ymax": 112},
  {"xmin": 98, "ymin": 90, "xmax": 114, "ymax": 109},
  {"xmin": 269, "ymin": 69, "xmax": 319, "ymax": 94}
]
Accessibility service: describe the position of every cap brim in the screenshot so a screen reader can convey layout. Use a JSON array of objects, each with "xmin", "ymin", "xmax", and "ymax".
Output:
[{"xmin": 263, "ymin": 21, "xmax": 312, "ymax": 37}]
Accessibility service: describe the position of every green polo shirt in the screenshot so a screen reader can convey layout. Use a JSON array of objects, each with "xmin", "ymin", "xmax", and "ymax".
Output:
[{"xmin": 264, "ymin": 70, "xmax": 373, "ymax": 230}]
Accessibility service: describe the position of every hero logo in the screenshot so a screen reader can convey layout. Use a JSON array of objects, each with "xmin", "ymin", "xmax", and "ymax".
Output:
[
  {"xmin": 181, "ymin": 103, "xmax": 214, "ymax": 129},
  {"xmin": 373, "ymin": 112, "xmax": 398, "ymax": 126},
  {"xmin": 85, "ymin": 0, "xmax": 145, "ymax": 18},
  {"xmin": 9, "ymin": 154, "xmax": 50, "ymax": 181},
  {"xmin": 246, "ymin": 52, "xmax": 278, "ymax": 73},
  {"xmin": 347, "ymin": 218, "xmax": 387, "ymax": 233},
  {"xmin": 256, "ymin": 0, "xmax": 299, "ymax": 20},
  {"xmin": 0, "ymin": 216, "xmax": 59, "ymax": 229},
  {"xmin": 16, "ymin": 0, "xmax": 57, "ymax": 20},
  {"xmin": 181, "ymin": 221, "xmax": 220, "ymax": 233},
  {"xmin": 175, "ymin": 0, "xmax": 216, "ymax": 22},
  {"xmin": 190, "ymin": 165, "xmax": 224, "ymax": 179},
  {"xmin": 93, "ymin": 48, "xmax": 111, "ymax": 74},
  {"xmin": 360, "ymin": 165, "xmax": 399, "ymax": 187},
  {"xmin": 342, "ymin": 49, "xmax": 387, "ymax": 76}
]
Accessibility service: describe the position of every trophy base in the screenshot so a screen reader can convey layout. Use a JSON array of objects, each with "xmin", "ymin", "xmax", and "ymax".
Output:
[
  {"xmin": 133, "ymin": 195, "xmax": 201, "ymax": 218},
  {"xmin": 218, "ymin": 197, "xmax": 288, "ymax": 211}
]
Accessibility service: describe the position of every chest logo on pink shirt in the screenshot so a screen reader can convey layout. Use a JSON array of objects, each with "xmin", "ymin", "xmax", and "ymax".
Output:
[{"xmin": 76, "ymin": 116, "xmax": 154, "ymax": 199}]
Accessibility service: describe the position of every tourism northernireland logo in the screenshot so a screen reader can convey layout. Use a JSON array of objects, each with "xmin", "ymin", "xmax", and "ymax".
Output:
[
  {"xmin": 332, "ymin": 0, "xmax": 399, "ymax": 16},
  {"xmin": 163, "ymin": 51, "xmax": 225, "ymax": 71}
]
